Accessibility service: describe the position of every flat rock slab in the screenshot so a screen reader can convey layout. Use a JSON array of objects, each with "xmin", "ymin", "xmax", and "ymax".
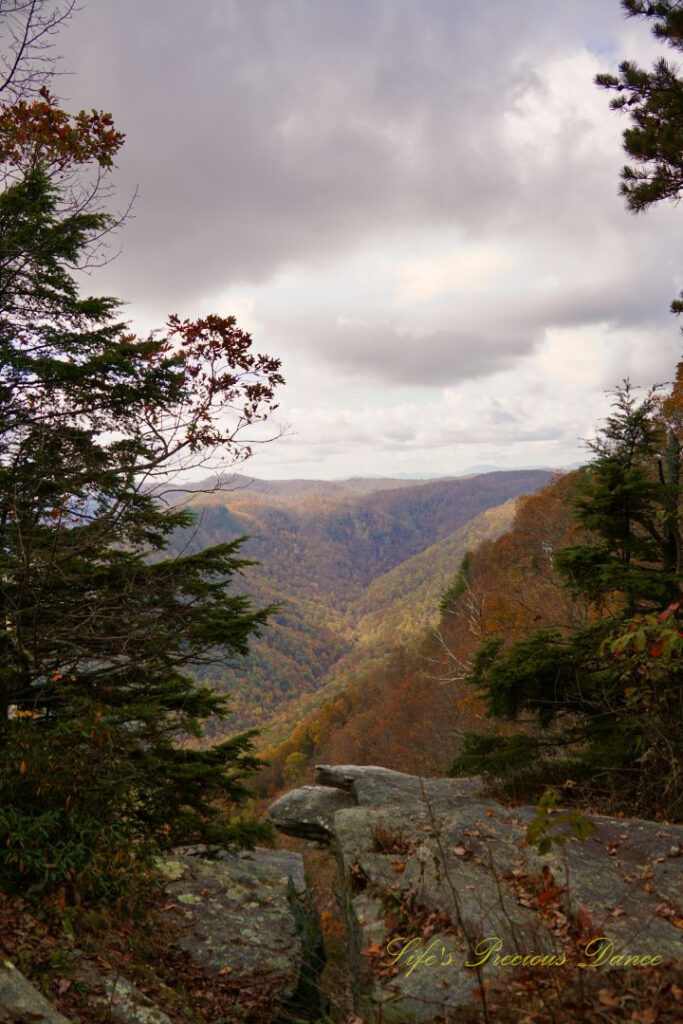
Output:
[
  {"xmin": 159, "ymin": 846, "xmax": 326, "ymax": 1020},
  {"xmin": 315, "ymin": 763, "xmax": 486, "ymax": 811},
  {"xmin": 269, "ymin": 765, "xmax": 683, "ymax": 1022}
]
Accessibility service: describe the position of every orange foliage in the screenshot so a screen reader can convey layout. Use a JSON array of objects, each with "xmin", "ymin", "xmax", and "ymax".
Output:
[{"xmin": 254, "ymin": 472, "xmax": 589, "ymax": 797}]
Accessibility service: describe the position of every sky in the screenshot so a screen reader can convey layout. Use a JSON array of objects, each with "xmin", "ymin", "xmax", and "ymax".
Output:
[{"xmin": 54, "ymin": 0, "xmax": 683, "ymax": 479}]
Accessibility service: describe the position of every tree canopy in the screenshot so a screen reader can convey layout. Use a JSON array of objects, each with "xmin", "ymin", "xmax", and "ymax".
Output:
[{"xmin": 0, "ymin": 74, "xmax": 284, "ymax": 906}]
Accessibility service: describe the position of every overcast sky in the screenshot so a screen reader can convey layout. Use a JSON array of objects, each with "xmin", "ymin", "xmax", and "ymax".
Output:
[{"xmin": 57, "ymin": 0, "xmax": 682, "ymax": 479}]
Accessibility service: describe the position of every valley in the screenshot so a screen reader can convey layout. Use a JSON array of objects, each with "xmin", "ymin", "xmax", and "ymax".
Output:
[{"xmin": 173, "ymin": 469, "xmax": 556, "ymax": 736}]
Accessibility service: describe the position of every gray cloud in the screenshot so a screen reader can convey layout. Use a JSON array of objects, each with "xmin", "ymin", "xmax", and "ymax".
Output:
[
  {"xmin": 59, "ymin": 0, "xmax": 637, "ymax": 313},
  {"xmin": 314, "ymin": 323, "xmax": 532, "ymax": 385}
]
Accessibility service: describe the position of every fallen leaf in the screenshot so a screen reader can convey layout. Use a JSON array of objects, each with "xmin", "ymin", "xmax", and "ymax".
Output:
[
  {"xmin": 609, "ymin": 907, "xmax": 626, "ymax": 917},
  {"xmin": 598, "ymin": 988, "xmax": 619, "ymax": 1008},
  {"xmin": 630, "ymin": 1008, "xmax": 658, "ymax": 1024},
  {"xmin": 575, "ymin": 907, "xmax": 593, "ymax": 933},
  {"xmin": 217, "ymin": 965, "xmax": 232, "ymax": 975}
]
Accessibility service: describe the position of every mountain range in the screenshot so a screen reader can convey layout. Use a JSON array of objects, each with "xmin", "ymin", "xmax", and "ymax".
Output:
[{"xmin": 172, "ymin": 469, "xmax": 556, "ymax": 735}]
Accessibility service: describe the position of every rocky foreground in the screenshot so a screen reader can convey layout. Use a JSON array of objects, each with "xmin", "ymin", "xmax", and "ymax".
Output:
[
  {"xmin": 1, "ymin": 765, "xmax": 681, "ymax": 1023},
  {"xmin": 269, "ymin": 765, "xmax": 683, "ymax": 1021}
]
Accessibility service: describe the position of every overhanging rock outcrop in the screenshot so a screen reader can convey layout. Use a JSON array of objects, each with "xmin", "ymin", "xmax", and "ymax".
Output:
[{"xmin": 269, "ymin": 765, "xmax": 683, "ymax": 1022}]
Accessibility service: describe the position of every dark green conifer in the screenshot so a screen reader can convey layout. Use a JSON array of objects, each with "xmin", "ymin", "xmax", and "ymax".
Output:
[
  {"xmin": 451, "ymin": 383, "xmax": 682, "ymax": 816},
  {"xmin": 0, "ymin": 92, "xmax": 284, "ymax": 904},
  {"xmin": 596, "ymin": 1, "xmax": 683, "ymax": 218}
]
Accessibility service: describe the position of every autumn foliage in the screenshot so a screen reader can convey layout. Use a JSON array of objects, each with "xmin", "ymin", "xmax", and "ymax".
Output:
[{"xmin": 258, "ymin": 384, "xmax": 682, "ymax": 821}]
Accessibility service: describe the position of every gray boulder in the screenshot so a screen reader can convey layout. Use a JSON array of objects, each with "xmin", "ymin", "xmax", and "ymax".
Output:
[
  {"xmin": 315, "ymin": 763, "xmax": 486, "ymax": 808},
  {"xmin": 268, "ymin": 784, "xmax": 355, "ymax": 841},
  {"xmin": 0, "ymin": 957, "xmax": 72, "ymax": 1024}
]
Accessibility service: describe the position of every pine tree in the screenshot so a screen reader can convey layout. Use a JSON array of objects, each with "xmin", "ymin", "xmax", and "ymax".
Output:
[
  {"xmin": 0, "ymin": 90, "xmax": 284, "ymax": 904},
  {"xmin": 553, "ymin": 381, "xmax": 680, "ymax": 608},
  {"xmin": 596, "ymin": 1, "xmax": 683, "ymax": 216},
  {"xmin": 450, "ymin": 381, "xmax": 682, "ymax": 816}
]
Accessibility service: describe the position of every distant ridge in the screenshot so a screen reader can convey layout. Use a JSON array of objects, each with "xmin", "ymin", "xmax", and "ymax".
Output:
[
  {"xmin": 458, "ymin": 461, "xmax": 585, "ymax": 476},
  {"xmin": 163, "ymin": 464, "xmax": 579, "ymax": 503}
]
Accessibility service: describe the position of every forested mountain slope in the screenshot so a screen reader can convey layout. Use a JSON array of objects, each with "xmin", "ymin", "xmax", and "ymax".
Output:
[
  {"xmin": 173, "ymin": 470, "xmax": 555, "ymax": 731},
  {"xmin": 256, "ymin": 471, "xmax": 584, "ymax": 790},
  {"xmin": 178, "ymin": 472, "xmax": 436, "ymax": 508}
]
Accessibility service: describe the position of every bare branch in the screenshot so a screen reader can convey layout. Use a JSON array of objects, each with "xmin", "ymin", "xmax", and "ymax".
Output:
[{"xmin": 0, "ymin": 0, "xmax": 77, "ymax": 100}]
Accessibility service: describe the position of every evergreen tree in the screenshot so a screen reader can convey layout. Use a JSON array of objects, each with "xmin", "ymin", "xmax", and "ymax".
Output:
[
  {"xmin": 0, "ymin": 90, "xmax": 284, "ymax": 904},
  {"xmin": 451, "ymin": 381, "xmax": 682, "ymax": 816},
  {"xmin": 596, "ymin": 1, "xmax": 683, "ymax": 217},
  {"xmin": 554, "ymin": 381, "xmax": 681, "ymax": 607}
]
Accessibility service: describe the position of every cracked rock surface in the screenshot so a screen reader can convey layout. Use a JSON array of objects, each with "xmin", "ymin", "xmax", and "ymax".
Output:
[
  {"xmin": 269, "ymin": 764, "xmax": 683, "ymax": 1022},
  {"xmin": 158, "ymin": 846, "xmax": 327, "ymax": 1020}
]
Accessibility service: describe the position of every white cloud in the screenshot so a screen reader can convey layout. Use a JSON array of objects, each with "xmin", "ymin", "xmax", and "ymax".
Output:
[{"xmin": 395, "ymin": 246, "xmax": 511, "ymax": 304}]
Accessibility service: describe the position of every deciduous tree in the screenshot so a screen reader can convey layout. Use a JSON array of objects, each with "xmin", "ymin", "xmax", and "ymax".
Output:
[{"xmin": 0, "ymin": 1, "xmax": 76, "ymax": 101}]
